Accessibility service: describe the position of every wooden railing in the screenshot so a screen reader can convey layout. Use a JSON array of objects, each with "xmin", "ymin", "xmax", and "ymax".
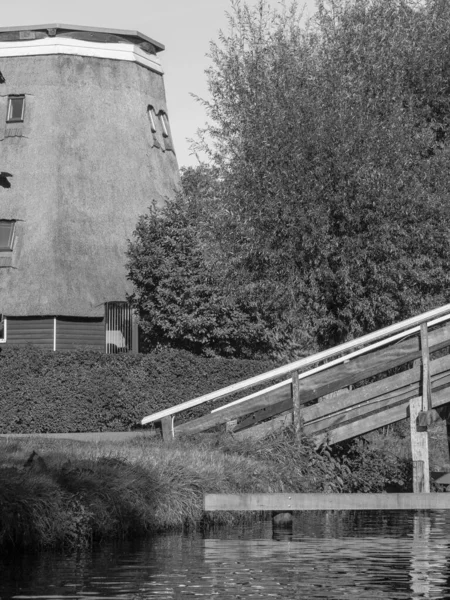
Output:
[{"xmin": 142, "ymin": 304, "xmax": 450, "ymax": 440}]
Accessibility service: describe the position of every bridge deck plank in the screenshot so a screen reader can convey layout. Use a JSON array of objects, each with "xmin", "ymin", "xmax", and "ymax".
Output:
[{"xmin": 204, "ymin": 492, "xmax": 450, "ymax": 511}]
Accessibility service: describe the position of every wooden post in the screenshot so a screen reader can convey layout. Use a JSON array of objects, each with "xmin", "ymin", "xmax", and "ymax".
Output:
[
  {"xmin": 131, "ymin": 318, "xmax": 139, "ymax": 354},
  {"xmin": 410, "ymin": 396, "xmax": 430, "ymax": 493},
  {"xmin": 420, "ymin": 323, "xmax": 432, "ymax": 411},
  {"xmin": 291, "ymin": 370, "xmax": 301, "ymax": 443},
  {"xmin": 161, "ymin": 415, "xmax": 174, "ymax": 442}
]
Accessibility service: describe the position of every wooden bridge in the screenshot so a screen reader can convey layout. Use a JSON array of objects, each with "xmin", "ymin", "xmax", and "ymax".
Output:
[{"xmin": 142, "ymin": 304, "xmax": 450, "ymax": 495}]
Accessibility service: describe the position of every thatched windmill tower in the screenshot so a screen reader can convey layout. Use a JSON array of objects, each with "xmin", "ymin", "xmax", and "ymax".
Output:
[{"xmin": 0, "ymin": 24, "xmax": 180, "ymax": 352}]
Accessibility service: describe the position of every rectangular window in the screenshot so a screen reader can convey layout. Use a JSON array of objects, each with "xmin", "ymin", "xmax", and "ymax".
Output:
[
  {"xmin": 0, "ymin": 316, "xmax": 6, "ymax": 343},
  {"xmin": 0, "ymin": 220, "xmax": 15, "ymax": 251},
  {"xmin": 7, "ymin": 96, "xmax": 25, "ymax": 123}
]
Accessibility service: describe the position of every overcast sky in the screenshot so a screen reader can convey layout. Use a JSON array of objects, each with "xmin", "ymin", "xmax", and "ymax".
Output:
[{"xmin": 2, "ymin": 0, "xmax": 316, "ymax": 168}]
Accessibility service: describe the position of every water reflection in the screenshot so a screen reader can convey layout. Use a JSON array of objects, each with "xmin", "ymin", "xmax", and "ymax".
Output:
[{"xmin": 2, "ymin": 512, "xmax": 450, "ymax": 599}]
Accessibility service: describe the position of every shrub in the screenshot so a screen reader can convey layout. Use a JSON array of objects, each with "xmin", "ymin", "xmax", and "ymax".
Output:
[
  {"xmin": 334, "ymin": 437, "xmax": 411, "ymax": 493},
  {"xmin": 0, "ymin": 346, "xmax": 277, "ymax": 433}
]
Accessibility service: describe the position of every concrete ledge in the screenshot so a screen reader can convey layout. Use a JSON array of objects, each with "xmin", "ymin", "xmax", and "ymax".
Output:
[{"xmin": 204, "ymin": 493, "xmax": 450, "ymax": 511}]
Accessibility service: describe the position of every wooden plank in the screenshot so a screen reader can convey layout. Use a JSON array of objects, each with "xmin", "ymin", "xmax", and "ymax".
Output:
[
  {"xmin": 303, "ymin": 359, "xmax": 450, "ymax": 437},
  {"xmin": 410, "ymin": 396, "xmax": 430, "ymax": 493},
  {"xmin": 308, "ymin": 359, "xmax": 450, "ymax": 425},
  {"xmin": 314, "ymin": 384, "xmax": 450, "ymax": 446},
  {"xmin": 447, "ymin": 416, "xmax": 450, "ymax": 464},
  {"xmin": 142, "ymin": 305, "xmax": 450, "ymax": 425},
  {"xmin": 204, "ymin": 492, "xmax": 450, "ymax": 512},
  {"xmin": 291, "ymin": 370, "xmax": 301, "ymax": 442},
  {"xmin": 235, "ymin": 345, "xmax": 450, "ymax": 434},
  {"xmin": 179, "ymin": 329, "xmax": 450, "ymax": 436},
  {"xmin": 131, "ymin": 318, "xmax": 139, "ymax": 354},
  {"xmin": 6, "ymin": 317, "xmax": 54, "ymax": 348},
  {"xmin": 313, "ymin": 402, "xmax": 409, "ymax": 446},
  {"xmin": 56, "ymin": 317, "xmax": 105, "ymax": 351},
  {"xmin": 234, "ymin": 375, "xmax": 450, "ymax": 446},
  {"xmin": 421, "ymin": 323, "xmax": 432, "ymax": 411},
  {"xmin": 176, "ymin": 385, "xmax": 291, "ymax": 435},
  {"xmin": 181, "ymin": 362, "xmax": 450, "ymax": 440},
  {"xmin": 233, "ymin": 411, "xmax": 292, "ymax": 441},
  {"xmin": 307, "ymin": 374, "xmax": 450, "ymax": 438}
]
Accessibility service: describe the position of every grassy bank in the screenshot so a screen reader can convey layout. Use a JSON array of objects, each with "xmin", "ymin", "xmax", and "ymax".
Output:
[{"xmin": 0, "ymin": 427, "xmax": 416, "ymax": 551}]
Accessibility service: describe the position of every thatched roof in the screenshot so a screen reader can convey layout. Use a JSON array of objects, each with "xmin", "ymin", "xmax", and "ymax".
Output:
[{"xmin": 0, "ymin": 42, "xmax": 180, "ymax": 317}]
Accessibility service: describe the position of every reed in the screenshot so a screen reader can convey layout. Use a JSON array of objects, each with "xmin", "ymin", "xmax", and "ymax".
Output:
[{"xmin": 0, "ymin": 426, "xmax": 413, "ymax": 551}]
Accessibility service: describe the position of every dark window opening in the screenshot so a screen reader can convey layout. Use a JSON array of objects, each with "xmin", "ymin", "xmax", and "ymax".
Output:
[
  {"xmin": 7, "ymin": 96, "xmax": 25, "ymax": 123},
  {"xmin": 159, "ymin": 111, "xmax": 169, "ymax": 137},
  {"xmin": 0, "ymin": 220, "xmax": 15, "ymax": 251},
  {"xmin": 147, "ymin": 105, "xmax": 157, "ymax": 133},
  {"xmin": 0, "ymin": 315, "xmax": 5, "ymax": 342},
  {"xmin": 0, "ymin": 172, "xmax": 12, "ymax": 188}
]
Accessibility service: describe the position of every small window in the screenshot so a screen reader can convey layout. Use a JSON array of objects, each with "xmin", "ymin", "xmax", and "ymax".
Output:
[
  {"xmin": 159, "ymin": 111, "xmax": 170, "ymax": 138},
  {"xmin": 0, "ymin": 220, "xmax": 15, "ymax": 251},
  {"xmin": 7, "ymin": 96, "xmax": 25, "ymax": 123},
  {"xmin": 0, "ymin": 315, "xmax": 6, "ymax": 343},
  {"xmin": 147, "ymin": 106, "xmax": 157, "ymax": 133}
]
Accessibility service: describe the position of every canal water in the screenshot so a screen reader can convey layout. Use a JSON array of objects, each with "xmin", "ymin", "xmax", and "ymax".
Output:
[{"xmin": 2, "ymin": 511, "xmax": 450, "ymax": 599}]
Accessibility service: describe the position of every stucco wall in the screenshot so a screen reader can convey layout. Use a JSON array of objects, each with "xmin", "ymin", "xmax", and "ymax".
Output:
[{"xmin": 0, "ymin": 52, "xmax": 180, "ymax": 316}]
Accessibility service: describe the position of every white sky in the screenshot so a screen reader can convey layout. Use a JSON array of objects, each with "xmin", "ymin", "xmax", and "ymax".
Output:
[{"xmin": 1, "ymin": 0, "xmax": 316, "ymax": 168}]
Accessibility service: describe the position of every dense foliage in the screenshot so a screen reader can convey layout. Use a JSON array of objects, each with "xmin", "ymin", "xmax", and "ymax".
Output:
[
  {"xmin": 127, "ymin": 191, "xmax": 279, "ymax": 358},
  {"xmin": 0, "ymin": 346, "xmax": 276, "ymax": 433},
  {"xmin": 188, "ymin": 0, "xmax": 450, "ymax": 354}
]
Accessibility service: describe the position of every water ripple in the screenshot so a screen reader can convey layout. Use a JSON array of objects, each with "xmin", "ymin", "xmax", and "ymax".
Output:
[{"xmin": 2, "ymin": 511, "xmax": 450, "ymax": 599}]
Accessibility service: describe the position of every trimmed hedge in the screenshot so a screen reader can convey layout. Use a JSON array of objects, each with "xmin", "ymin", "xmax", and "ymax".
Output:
[{"xmin": 0, "ymin": 346, "xmax": 278, "ymax": 433}]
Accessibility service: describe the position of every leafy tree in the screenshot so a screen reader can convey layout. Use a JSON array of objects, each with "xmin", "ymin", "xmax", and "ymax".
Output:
[
  {"xmin": 126, "ymin": 189, "xmax": 278, "ymax": 358},
  {"xmin": 191, "ymin": 0, "xmax": 450, "ymax": 352}
]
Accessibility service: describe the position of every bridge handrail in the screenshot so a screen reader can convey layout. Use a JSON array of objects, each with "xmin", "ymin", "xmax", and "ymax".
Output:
[
  {"xmin": 141, "ymin": 303, "xmax": 450, "ymax": 425},
  {"xmin": 210, "ymin": 312, "xmax": 450, "ymax": 415}
]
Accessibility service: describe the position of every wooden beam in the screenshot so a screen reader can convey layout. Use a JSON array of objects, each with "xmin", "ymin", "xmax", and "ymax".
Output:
[
  {"xmin": 204, "ymin": 493, "xmax": 450, "ymax": 511},
  {"xmin": 161, "ymin": 415, "xmax": 174, "ymax": 441},
  {"xmin": 179, "ymin": 348, "xmax": 450, "ymax": 438},
  {"xmin": 142, "ymin": 306, "xmax": 450, "ymax": 425},
  {"xmin": 175, "ymin": 385, "xmax": 291, "ymax": 436},
  {"xmin": 410, "ymin": 396, "xmax": 430, "ymax": 493},
  {"xmin": 236, "ymin": 348, "xmax": 450, "ymax": 435},
  {"xmin": 304, "ymin": 359, "xmax": 450, "ymax": 438},
  {"xmin": 178, "ymin": 354, "xmax": 450, "ymax": 440},
  {"xmin": 291, "ymin": 370, "xmax": 301, "ymax": 442},
  {"xmin": 233, "ymin": 411, "xmax": 292, "ymax": 441},
  {"xmin": 446, "ymin": 412, "xmax": 450, "ymax": 465},
  {"xmin": 421, "ymin": 323, "xmax": 432, "ymax": 411},
  {"xmin": 180, "ymin": 328, "xmax": 450, "ymax": 436},
  {"xmin": 314, "ymin": 384, "xmax": 450, "ymax": 446}
]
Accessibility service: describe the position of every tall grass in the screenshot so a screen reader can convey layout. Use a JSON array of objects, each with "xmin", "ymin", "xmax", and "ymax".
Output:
[{"xmin": 0, "ymin": 426, "xmax": 416, "ymax": 551}]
